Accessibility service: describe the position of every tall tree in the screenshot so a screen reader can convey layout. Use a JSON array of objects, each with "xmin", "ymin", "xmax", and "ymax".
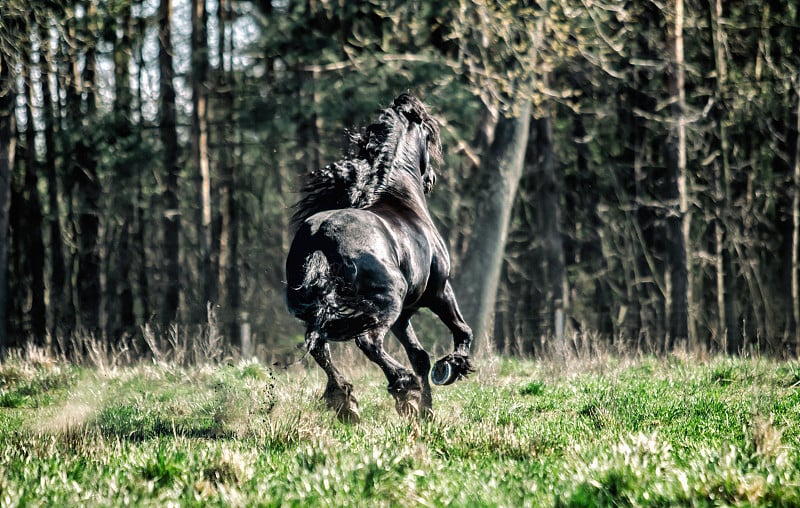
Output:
[
  {"xmin": 160, "ymin": 0, "xmax": 181, "ymax": 325},
  {"xmin": 449, "ymin": 0, "xmax": 551, "ymax": 351},
  {"xmin": 456, "ymin": 100, "xmax": 532, "ymax": 350},
  {"xmin": 0, "ymin": 32, "xmax": 17, "ymax": 349},
  {"xmin": 217, "ymin": 0, "xmax": 241, "ymax": 344},
  {"xmin": 113, "ymin": 0, "xmax": 136, "ymax": 336},
  {"xmin": 38, "ymin": 14, "xmax": 68, "ymax": 338},
  {"xmin": 707, "ymin": 0, "xmax": 738, "ymax": 351},
  {"xmin": 192, "ymin": 0, "xmax": 215, "ymax": 314},
  {"xmin": 533, "ymin": 101, "xmax": 567, "ymax": 348},
  {"xmin": 75, "ymin": 0, "xmax": 102, "ymax": 336},
  {"xmin": 791, "ymin": 77, "xmax": 800, "ymax": 352},
  {"xmin": 665, "ymin": 0, "xmax": 691, "ymax": 348},
  {"xmin": 21, "ymin": 24, "xmax": 46, "ymax": 343},
  {"xmin": 133, "ymin": 12, "xmax": 151, "ymax": 323}
]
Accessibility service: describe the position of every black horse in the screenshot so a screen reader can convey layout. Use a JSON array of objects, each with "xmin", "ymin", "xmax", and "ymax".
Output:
[{"xmin": 285, "ymin": 93, "xmax": 473, "ymax": 422}]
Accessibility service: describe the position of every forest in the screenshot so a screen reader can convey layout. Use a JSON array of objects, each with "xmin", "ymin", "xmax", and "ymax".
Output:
[{"xmin": 1, "ymin": 0, "xmax": 800, "ymax": 359}]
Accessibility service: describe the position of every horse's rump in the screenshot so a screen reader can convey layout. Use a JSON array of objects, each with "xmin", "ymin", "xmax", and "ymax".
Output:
[{"xmin": 287, "ymin": 249, "xmax": 380, "ymax": 341}]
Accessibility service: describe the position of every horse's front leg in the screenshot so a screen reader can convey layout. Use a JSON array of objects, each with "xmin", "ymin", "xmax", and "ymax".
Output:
[{"xmin": 429, "ymin": 281, "xmax": 474, "ymax": 385}]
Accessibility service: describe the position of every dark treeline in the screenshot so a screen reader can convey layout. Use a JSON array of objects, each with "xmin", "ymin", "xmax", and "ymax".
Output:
[{"xmin": 1, "ymin": 0, "xmax": 799, "ymax": 358}]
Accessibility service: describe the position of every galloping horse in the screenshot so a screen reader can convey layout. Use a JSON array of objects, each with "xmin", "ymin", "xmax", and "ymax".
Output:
[{"xmin": 285, "ymin": 93, "xmax": 473, "ymax": 422}]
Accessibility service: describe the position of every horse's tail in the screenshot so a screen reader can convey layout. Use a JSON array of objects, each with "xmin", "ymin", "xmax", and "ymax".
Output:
[{"xmin": 293, "ymin": 250, "xmax": 378, "ymax": 343}]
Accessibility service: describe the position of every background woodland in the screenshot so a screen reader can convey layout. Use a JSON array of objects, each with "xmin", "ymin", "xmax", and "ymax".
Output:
[{"xmin": 2, "ymin": 0, "xmax": 800, "ymax": 358}]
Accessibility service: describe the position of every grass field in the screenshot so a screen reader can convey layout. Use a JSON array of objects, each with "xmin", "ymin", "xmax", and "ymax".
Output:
[{"xmin": 2, "ymin": 344, "xmax": 800, "ymax": 507}]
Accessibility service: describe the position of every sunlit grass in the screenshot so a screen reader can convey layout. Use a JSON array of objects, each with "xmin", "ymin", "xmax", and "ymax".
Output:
[{"xmin": 2, "ymin": 341, "xmax": 800, "ymax": 506}]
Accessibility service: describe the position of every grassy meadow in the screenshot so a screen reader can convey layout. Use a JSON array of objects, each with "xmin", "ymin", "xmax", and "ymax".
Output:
[{"xmin": 2, "ymin": 341, "xmax": 800, "ymax": 507}]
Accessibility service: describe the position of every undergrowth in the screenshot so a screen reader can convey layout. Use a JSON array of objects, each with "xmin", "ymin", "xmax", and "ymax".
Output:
[{"xmin": 2, "ymin": 341, "xmax": 800, "ymax": 506}]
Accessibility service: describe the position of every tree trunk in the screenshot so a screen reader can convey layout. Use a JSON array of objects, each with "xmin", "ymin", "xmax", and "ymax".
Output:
[
  {"xmin": 76, "ymin": 2, "xmax": 102, "ymax": 336},
  {"xmin": 791, "ymin": 84, "xmax": 800, "ymax": 354},
  {"xmin": 38, "ymin": 21, "xmax": 67, "ymax": 338},
  {"xmin": 217, "ymin": 0, "xmax": 241, "ymax": 345},
  {"xmin": 0, "ymin": 50, "xmax": 16, "ymax": 350},
  {"xmin": 134, "ymin": 14, "xmax": 150, "ymax": 323},
  {"xmin": 22, "ymin": 33, "xmax": 46, "ymax": 344},
  {"xmin": 110, "ymin": 2, "xmax": 136, "ymax": 338},
  {"xmin": 223, "ymin": 147, "xmax": 241, "ymax": 347},
  {"xmin": 160, "ymin": 0, "xmax": 181, "ymax": 325},
  {"xmin": 455, "ymin": 100, "xmax": 532, "ymax": 352},
  {"xmin": 192, "ymin": 0, "xmax": 215, "ymax": 315},
  {"xmin": 665, "ymin": 0, "xmax": 691, "ymax": 349},
  {"xmin": 59, "ymin": 7, "xmax": 83, "ymax": 346},
  {"xmin": 533, "ymin": 102, "xmax": 566, "ymax": 347},
  {"xmin": 708, "ymin": 0, "xmax": 738, "ymax": 352}
]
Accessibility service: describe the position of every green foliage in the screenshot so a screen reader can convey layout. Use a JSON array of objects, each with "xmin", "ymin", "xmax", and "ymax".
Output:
[
  {"xmin": 93, "ymin": 360, "xmax": 276, "ymax": 440},
  {"xmin": 2, "ymin": 354, "xmax": 800, "ymax": 505},
  {"xmin": 139, "ymin": 444, "xmax": 189, "ymax": 490},
  {"xmin": 519, "ymin": 379, "xmax": 546, "ymax": 396},
  {"xmin": 0, "ymin": 362, "xmax": 77, "ymax": 408}
]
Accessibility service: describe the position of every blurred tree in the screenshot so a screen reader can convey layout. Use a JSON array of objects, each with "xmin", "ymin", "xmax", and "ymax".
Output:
[
  {"xmin": 216, "ymin": 0, "xmax": 241, "ymax": 344},
  {"xmin": 665, "ymin": 0, "xmax": 691, "ymax": 348},
  {"xmin": 192, "ymin": 0, "xmax": 215, "ymax": 317},
  {"xmin": 706, "ymin": 0, "xmax": 738, "ymax": 352},
  {"xmin": 0, "ymin": 11, "xmax": 19, "ymax": 349},
  {"xmin": 38, "ymin": 7, "xmax": 68, "ymax": 339},
  {"xmin": 109, "ymin": 0, "xmax": 137, "ymax": 338},
  {"xmin": 73, "ymin": 0, "xmax": 102, "ymax": 337},
  {"xmin": 21, "ymin": 20, "xmax": 47, "ymax": 344},
  {"xmin": 2, "ymin": 0, "xmax": 799, "ymax": 358},
  {"xmin": 159, "ymin": 0, "xmax": 181, "ymax": 325}
]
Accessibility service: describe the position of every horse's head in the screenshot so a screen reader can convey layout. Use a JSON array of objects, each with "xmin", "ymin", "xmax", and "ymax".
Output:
[
  {"xmin": 392, "ymin": 93, "xmax": 441, "ymax": 194},
  {"xmin": 361, "ymin": 93, "xmax": 442, "ymax": 195},
  {"xmin": 292, "ymin": 94, "xmax": 443, "ymax": 230}
]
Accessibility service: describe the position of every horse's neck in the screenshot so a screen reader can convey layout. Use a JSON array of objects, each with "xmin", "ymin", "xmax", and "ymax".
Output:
[{"xmin": 383, "ymin": 169, "xmax": 429, "ymax": 208}]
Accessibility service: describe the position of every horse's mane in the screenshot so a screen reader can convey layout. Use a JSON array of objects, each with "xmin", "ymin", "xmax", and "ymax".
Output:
[{"xmin": 291, "ymin": 93, "xmax": 441, "ymax": 230}]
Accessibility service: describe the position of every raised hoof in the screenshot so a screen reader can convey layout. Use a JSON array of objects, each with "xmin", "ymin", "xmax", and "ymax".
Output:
[
  {"xmin": 430, "ymin": 359, "xmax": 454, "ymax": 385},
  {"xmin": 431, "ymin": 353, "xmax": 474, "ymax": 385}
]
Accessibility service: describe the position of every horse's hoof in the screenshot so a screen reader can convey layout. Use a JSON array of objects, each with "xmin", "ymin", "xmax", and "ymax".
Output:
[
  {"xmin": 431, "ymin": 359, "xmax": 455, "ymax": 385},
  {"xmin": 394, "ymin": 390, "xmax": 421, "ymax": 419},
  {"xmin": 335, "ymin": 400, "xmax": 361, "ymax": 424}
]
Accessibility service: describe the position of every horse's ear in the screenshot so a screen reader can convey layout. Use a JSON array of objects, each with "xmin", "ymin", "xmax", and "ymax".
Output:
[
  {"xmin": 394, "ymin": 94, "xmax": 424, "ymax": 124},
  {"xmin": 399, "ymin": 106, "xmax": 423, "ymax": 125},
  {"xmin": 423, "ymin": 167, "xmax": 436, "ymax": 194}
]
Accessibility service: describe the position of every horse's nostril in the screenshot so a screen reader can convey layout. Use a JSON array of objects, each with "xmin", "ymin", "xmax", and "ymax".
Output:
[{"xmin": 430, "ymin": 359, "xmax": 454, "ymax": 385}]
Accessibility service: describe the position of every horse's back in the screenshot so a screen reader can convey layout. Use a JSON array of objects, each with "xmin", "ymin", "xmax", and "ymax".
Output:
[{"xmin": 289, "ymin": 209, "xmax": 403, "ymax": 283}]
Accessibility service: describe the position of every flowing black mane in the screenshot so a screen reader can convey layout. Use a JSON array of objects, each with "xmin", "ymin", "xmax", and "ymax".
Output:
[{"xmin": 291, "ymin": 93, "xmax": 441, "ymax": 230}]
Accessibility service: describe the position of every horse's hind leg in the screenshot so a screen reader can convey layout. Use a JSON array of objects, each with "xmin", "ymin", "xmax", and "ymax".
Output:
[
  {"xmin": 355, "ymin": 328, "xmax": 422, "ymax": 419},
  {"xmin": 391, "ymin": 313, "xmax": 433, "ymax": 419},
  {"xmin": 308, "ymin": 336, "xmax": 360, "ymax": 424}
]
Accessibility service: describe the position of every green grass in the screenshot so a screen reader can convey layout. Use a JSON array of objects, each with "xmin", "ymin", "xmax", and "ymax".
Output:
[{"xmin": 2, "ymin": 350, "xmax": 800, "ymax": 506}]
